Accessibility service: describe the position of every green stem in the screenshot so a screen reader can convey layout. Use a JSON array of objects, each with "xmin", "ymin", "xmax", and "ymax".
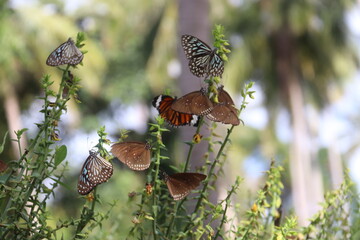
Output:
[
  {"xmin": 183, "ymin": 118, "xmax": 204, "ymax": 172},
  {"xmin": 195, "ymin": 125, "xmax": 234, "ymax": 211},
  {"xmin": 183, "ymin": 125, "xmax": 235, "ymax": 233},
  {"xmin": 214, "ymin": 178, "xmax": 240, "ymax": 239},
  {"xmin": 152, "ymin": 125, "xmax": 162, "ymax": 240},
  {"xmin": 165, "ymin": 118, "xmax": 204, "ymax": 238}
]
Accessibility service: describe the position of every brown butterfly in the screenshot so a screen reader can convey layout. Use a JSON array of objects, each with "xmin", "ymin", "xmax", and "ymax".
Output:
[
  {"xmin": 111, "ymin": 142, "xmax": 151, "ymax": 171},
  {"xmin": 206, "ymin": 86, "xmax": 240, "ymax": 126},
  {"xmin": 164, "ymin": 172, "xmax": 206, "ymax": 200},
  {"xmin": 171, "ymin": 88, "xmax": 213, "ymax": 116}
]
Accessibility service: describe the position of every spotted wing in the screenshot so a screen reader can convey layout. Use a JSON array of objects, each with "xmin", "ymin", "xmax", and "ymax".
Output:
[
  {"xmin": 182, "ymin": 35, "xmax": 224, "ymax": 77},
  {"xmin": 78, "ymin": 153, "xmax": 113, "ymax": 195},
  {"xmin": 165, "ymin": 173, "xmax": 206, "ymax": 200},
  {"xmin": 171, "ymin": 89, "xmax": 213, "ymax": 116},
  {"xmin": 46, "ymin": 38, "xmax": 84, "ymax": 66},
  {"xmin": 111, "ymin": 142, "xmax": 151, "ymax": 171},
  {"xmin": 206, "ymin": 104, "xmax": 240, "ymax": 126}
]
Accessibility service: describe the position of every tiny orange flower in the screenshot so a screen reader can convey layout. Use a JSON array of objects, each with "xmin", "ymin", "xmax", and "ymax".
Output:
[{"xmin": 145, "ymin": 183, "xmax": 153, "ymax": 195}]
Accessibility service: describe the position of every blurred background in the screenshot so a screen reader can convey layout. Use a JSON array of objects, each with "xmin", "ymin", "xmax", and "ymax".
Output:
[{"xmin": 1, "ymin": 0, "xmax": 360, "ymax": 238}]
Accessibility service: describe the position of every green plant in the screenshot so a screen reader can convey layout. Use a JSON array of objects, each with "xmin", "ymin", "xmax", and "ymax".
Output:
[
  {"xmin": 0, "ymin": 33, "xmax": 113, "ymax": 240},
  {"xmin": 1, "ymin": 27, "xmax": 359, "ymax": 240}
]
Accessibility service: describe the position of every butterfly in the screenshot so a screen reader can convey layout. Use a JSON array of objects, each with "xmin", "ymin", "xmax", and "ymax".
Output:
[
  {"xmin": 111, "ymin": 142, "xmax": 151, "ymax": 171},
  {"xmin": 164, "ymin": 172, "xmax": 207, "ymax": 201},
  {"xmin": 78, "ymin": 151, "xmax": 113, "ymax": 195},
  {"xmin": 152, "ymin": 95, "xmax": 200, "ymax": 127},
  {"xmin": 46, "ymin": 38, "xmax": 84, "ymax": 66},
  {"xmin": 182, "ymin": 35, "xmax": 224, "ymax": 78},
  {"xmin": 170, "ymin": 88, "xmax": 213, "ymax": 116},
  {"xmin": 206, "ymin": 86, "xmax": 240, "ymax": 126}
]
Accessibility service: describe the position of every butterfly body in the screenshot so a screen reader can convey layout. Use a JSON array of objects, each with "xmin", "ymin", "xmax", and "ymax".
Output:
[
  {"xmin": 46, "ymin": 38, "xmax": 84, "ymax": 66},
  {"xmin": 152, "ymin": 95, "xmax": 199, "ymax": 127},
  {"xmin": 182, "ymin": 35, "xmax": 224, "ymax": 78},
  {"xmin": 111, "ymin": 142, "xmax": 151, "ymax": 171},
  {"xmin": 78, "ymin": 151, "xmax": 113, "ymax": 195},
  {"xmin": 164, "ymin": 172, "xmax": 206, "ymax": 200}
]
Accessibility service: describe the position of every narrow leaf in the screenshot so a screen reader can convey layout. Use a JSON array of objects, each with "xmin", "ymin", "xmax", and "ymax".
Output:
[{"xmin": 0, "ymin": 131, "xmax": 8, "ymax": 154}]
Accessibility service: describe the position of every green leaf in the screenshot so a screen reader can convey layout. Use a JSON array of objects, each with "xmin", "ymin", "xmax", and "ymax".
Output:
[
  {"xmin": 0, "ymin": 131, "xmax": 8, "ymax": 154},
  {"xmin": 55, "ymin": 145, "xmax": 67, "ymax": 167}
]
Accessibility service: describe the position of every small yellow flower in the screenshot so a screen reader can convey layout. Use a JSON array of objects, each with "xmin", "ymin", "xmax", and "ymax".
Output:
[
  {"xmin": 85, "ymin": 193, "xmax": 94, "ymax": 202},
  {"xmin": 51, "ymin": 132, "xmax": 61, "ymax": 141},
  {"xmin": 251, "ymin": 203, "xmax": 258, "ymax": 213},
  {"xmin": 193, "ymin": 133, "xmax": 202, "ymax": 144}
]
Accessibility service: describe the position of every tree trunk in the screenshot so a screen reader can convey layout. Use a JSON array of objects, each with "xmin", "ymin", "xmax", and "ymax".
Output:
[
  {"xmin": 178, "ymin": 0, "xmax": 210, "ymax": 171},
  {"xmin": 3, "ymin": 80, "xmax": 27, "ymax": 159},
  {"xmin": 272, "ymin": 26, "xmax": 323, "ymax": 226}
]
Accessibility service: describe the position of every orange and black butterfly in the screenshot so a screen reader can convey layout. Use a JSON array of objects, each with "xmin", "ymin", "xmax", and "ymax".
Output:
[
  {"xmin": 164, "ymin": 172, "xmax": 206, "ymax": 200},
  {"xmin": 170, "ymin": 88, "xmax": 213, "ymax": 116},
  {"xmin": 152, "ymin": 95, "xmax": 200, "ymax": 127},
  {"xmin": 206, "ymin": 86, "xmax": 240, "ymax": 126},
  {"xmin": 111, "ymin": 142, "xmax": 151, "ymax": 171}
]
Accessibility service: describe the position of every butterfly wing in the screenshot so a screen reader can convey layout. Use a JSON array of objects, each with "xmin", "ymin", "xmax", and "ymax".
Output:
[
  {"xmin": 77, "ymin": 152, "xmax": 113, "ymax": 195},
  {"xmin": 165, "ymin": 173, "xmax": 206, "ymax": 200},
  {"xmin": 111, "ymin": 142, "xmax": 151, "ymax": 171},
  {"xmin": 152, "ymin": 95, "xmax": 199, "ymax": 127},
  {"xmin": 46, "ymin": 38, "xmax": 84, "ymax": 66},
  {"xmin": 207, "ymin": 104, "xmax": 240, "ymax": 126},
  {"xmin": 208, "ymin": 53, "xmax": 224, "ymax": 77},
  {"xmin": 218, "ymin": 86, "xmax": 238, "ymax": 114},
  {"xmin": 171, "ymin": 89, "xmax": 213, "ymax": 116},
  {"xmin": 182, "ymin": 35, "xmax": 213, "ymax": 59},
  {"xmin": 181, "ymin": 35, "xmax": 224, "ymax": 77}
]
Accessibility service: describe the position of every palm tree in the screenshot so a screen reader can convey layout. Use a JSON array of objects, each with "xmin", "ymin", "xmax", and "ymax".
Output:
[{"xmin": 225, "ymin": 0, "xmax": 358, "ymax": 225}]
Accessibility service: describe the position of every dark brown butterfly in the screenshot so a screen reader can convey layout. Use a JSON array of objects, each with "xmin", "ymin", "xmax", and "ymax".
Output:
[
  {"xmin": 78, "ymin": 151, "xmax": 113, "ymax": 195},
  {"xmin": 111, "ymin": 142, "xmax": 151, "ymax": 171},
  {"xmin": 152, "ymin": 95, "xmax": 200, "ymax": 127},
  {"xmin": 182, "ymin": 35, "xmax": 224, "ymax": 78},
  {"xmin": 164, "ymin": 172, "xmax": 206, "ymax": 200},
  {"xmin": 46, "ymin": 38, "xmax": 83, "ymax": 66},
  {"xmin": 218, "ymin": 86, "xmax": 238, "ymax": 114},
  {"xmin": 170, "ymin": 88, "xmax": 213, "ymax": 116},
  {"xmin": 207, "ymin": 87, "xmax": 240, "ymax": 126}
]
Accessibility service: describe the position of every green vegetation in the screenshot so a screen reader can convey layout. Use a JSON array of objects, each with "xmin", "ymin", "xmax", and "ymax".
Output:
[{"xmin": 1, "ymin": 27, "xmax": 359, "ymax": 239}]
